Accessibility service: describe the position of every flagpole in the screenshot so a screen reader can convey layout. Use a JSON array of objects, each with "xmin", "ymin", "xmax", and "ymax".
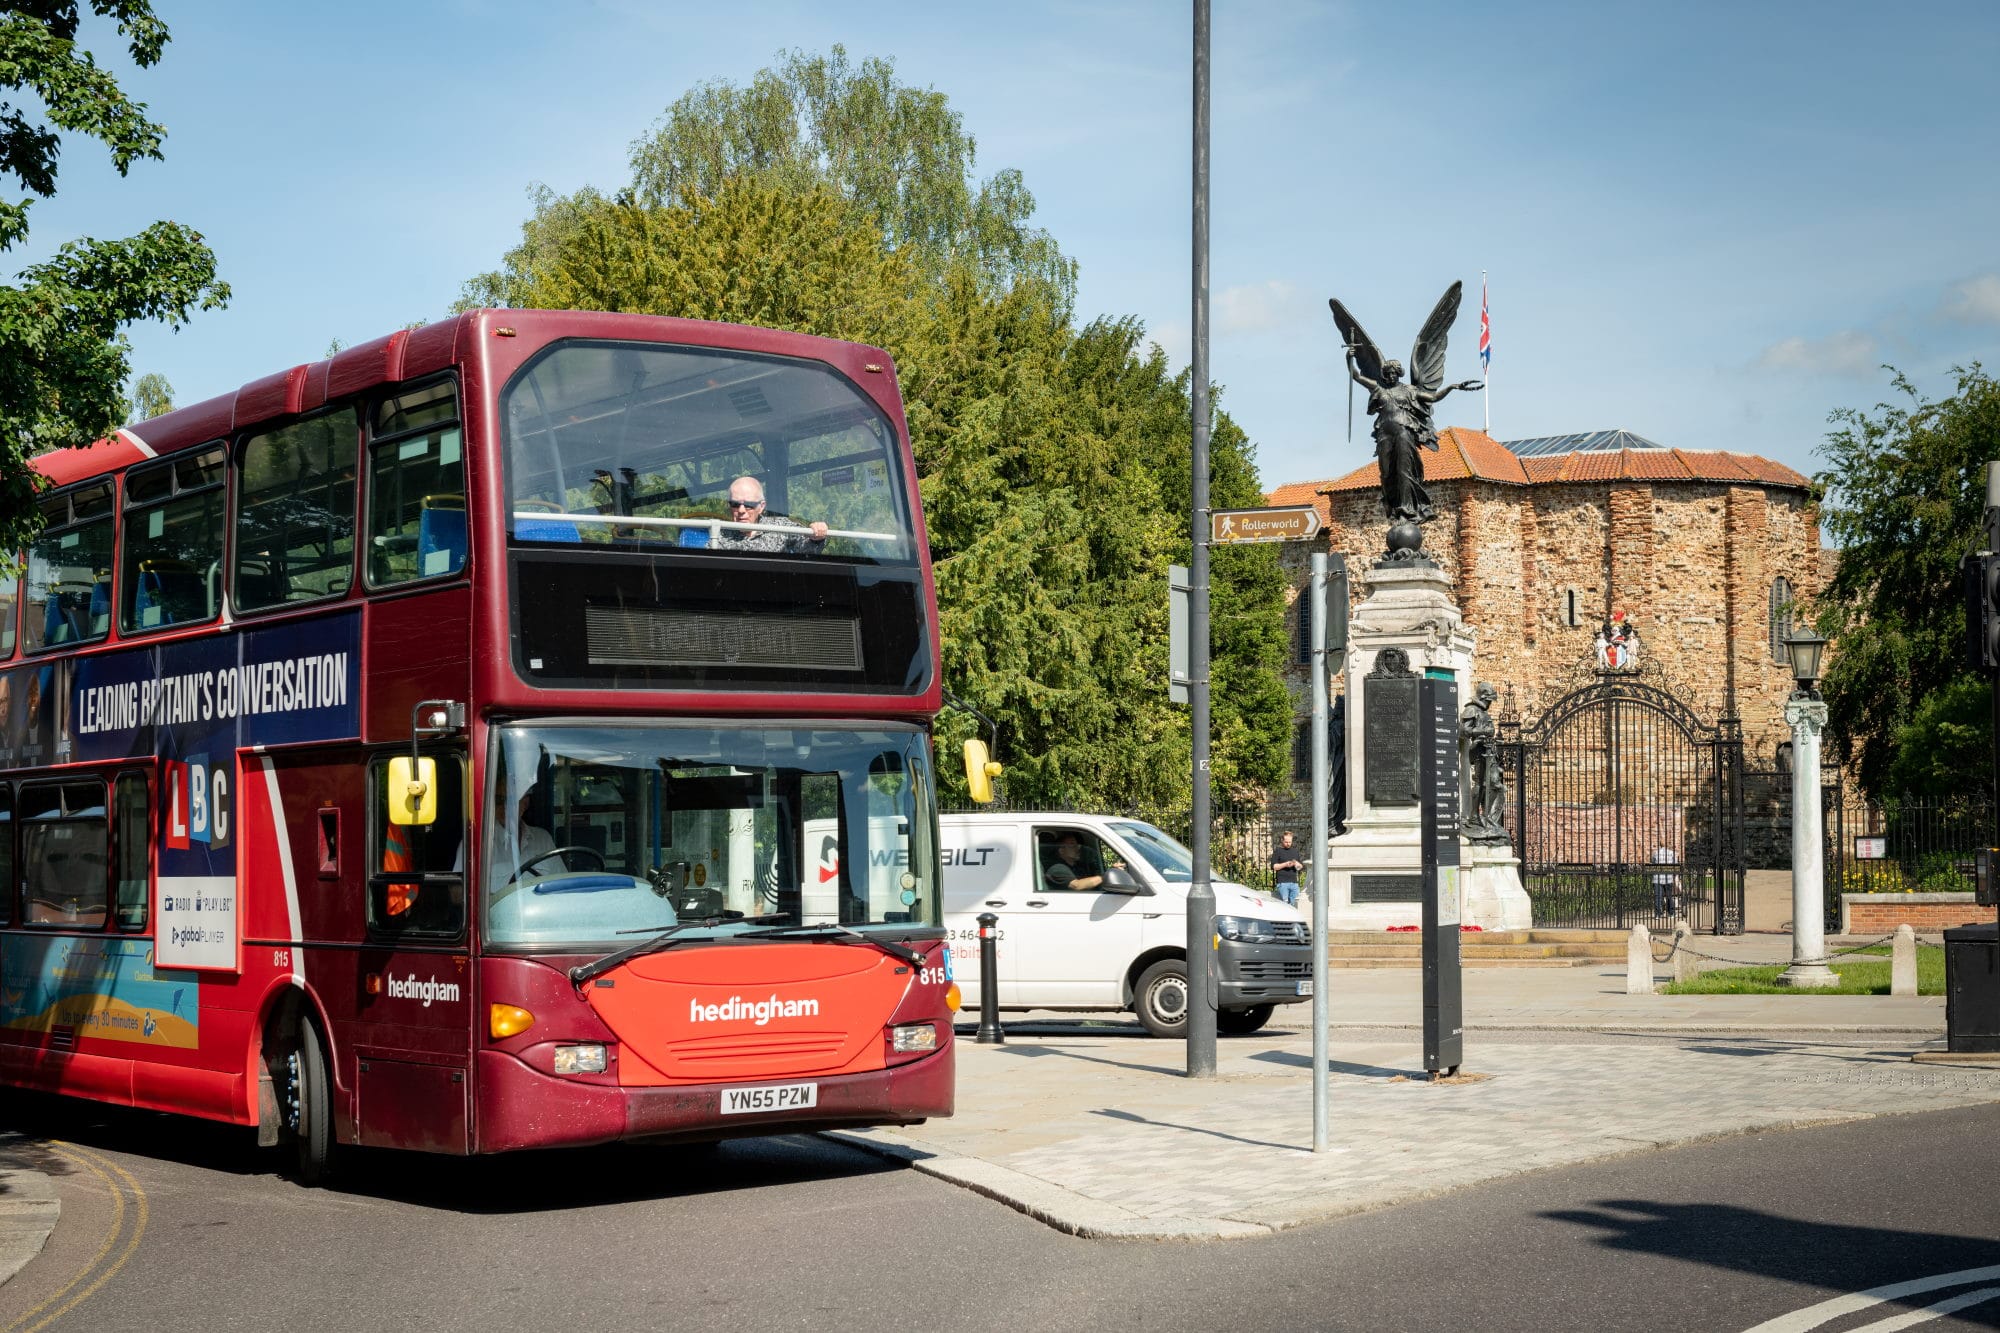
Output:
[{"xmin": 1481, "ymin": 269, "xmax": 1490, "ymax": 435}]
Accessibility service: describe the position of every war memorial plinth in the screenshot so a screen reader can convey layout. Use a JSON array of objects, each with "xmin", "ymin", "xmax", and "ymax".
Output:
[{"xmin": 1321, "ymin": 281, "xmax": 1530, "ymax": 931}]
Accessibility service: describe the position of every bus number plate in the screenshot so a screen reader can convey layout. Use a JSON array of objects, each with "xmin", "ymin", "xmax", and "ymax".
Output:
[
  {"xmin": 720, "ymin": 1082, "xmax": 819, "ymax": 1115},
  {"xmin": 1295, "ymin": 980, "xmax": 1314, "ymax": 997}
]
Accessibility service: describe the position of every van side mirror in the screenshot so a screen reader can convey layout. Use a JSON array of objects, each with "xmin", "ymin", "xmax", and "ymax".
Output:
[
  {"xmin": 1099, "ymin": 865, "xmax": 1144, "ymax": 895},
  {"xmin": 963, "ymin": 738, "xmax": 1002, "ymax": 804},
  {"xmin": 386, "ymin": 756, "xmax": 437, "ymax": 826}
]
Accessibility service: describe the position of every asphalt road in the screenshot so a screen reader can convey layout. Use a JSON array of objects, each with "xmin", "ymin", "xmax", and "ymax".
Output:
[{"xmin": 3, "ymin": 1085, "xmax": 1998, "ymax": 1332}]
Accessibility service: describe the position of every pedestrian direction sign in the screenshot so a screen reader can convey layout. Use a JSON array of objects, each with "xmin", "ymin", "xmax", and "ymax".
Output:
[{"xmin": 1210, "ymin": 505, "xmax": 1321, "ymax": 544}]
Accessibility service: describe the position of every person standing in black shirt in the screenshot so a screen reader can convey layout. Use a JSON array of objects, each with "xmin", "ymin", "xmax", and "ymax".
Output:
[{"xmin": 1269, "ymin": 830, "xmax": 1303, "ymax": 907}]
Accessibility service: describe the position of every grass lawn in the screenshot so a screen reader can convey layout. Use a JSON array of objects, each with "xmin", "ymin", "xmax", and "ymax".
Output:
[{"xmin": 1662, "ymin": 946, "xmax": 1946, "ymax": 996}]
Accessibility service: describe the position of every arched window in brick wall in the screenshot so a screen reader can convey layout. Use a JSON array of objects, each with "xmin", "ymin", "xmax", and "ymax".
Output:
[
  {"xmin": 1296, "ymin": 591, "xmax": 1313, "ymax": 666},
  {"xmin": 1293, "ymin": 719, "xmax": 1312, "ymax": 781},
  {"xmin": 1770, "ymin": 576, "xmax": 1794, "ymax": 664}
]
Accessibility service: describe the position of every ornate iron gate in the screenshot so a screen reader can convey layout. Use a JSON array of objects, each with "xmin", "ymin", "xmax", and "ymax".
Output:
[{"xmin": 1504, "ymin": 677, "xmax": 1746, "ymax": 934}]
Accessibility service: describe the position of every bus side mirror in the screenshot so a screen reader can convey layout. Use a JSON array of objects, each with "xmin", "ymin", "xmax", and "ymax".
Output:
[
  {"xmin": 387, "ymin": 756, "xmax": 438, "ymax": 826},
  {"xmin": 963, "ymin": 738, "xmax": 1002, "ymax": 805}
]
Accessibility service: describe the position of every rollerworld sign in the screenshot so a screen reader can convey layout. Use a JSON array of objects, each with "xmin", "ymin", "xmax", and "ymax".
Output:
[{"xmin": 1210, "ymin": 506, "xmax": 1322, "ymax": 544}]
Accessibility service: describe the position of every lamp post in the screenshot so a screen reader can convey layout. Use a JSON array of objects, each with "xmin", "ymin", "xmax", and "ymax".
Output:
[{"xmin": 1778, "ymin": 628, "xmax": 1836, "ymax": 988}]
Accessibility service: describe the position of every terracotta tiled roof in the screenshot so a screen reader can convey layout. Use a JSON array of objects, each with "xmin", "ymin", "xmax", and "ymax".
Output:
[
  {"xmin": 1264, "ymin": 478, "xmax": 1333, "ymax": 525},
  {"xmin": 1313, "ymin": 427, "xmax": 1528, "ymax": 495},
  {"xmin": 1520, "ymin": 448, "xmax": 1811, "ymax": 489},
  {"xmin": 1293, "ymin": 434, "xmax": 1813, "ymax": 502}
]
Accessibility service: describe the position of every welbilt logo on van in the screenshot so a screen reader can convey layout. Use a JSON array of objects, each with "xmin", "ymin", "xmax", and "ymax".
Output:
[
  {"xmin": 942, "ymin": 846, "xmax": 996, "ymax": 866},
  {"xmin": 690, "ymin": 994, "xmax": 822, "ymax": 1026}
]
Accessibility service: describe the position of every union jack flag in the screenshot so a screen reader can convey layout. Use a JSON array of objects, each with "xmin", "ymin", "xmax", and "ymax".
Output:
[{"xmin": 1479, "ymin": 277, "xmax": 1491, "ymax": 372}]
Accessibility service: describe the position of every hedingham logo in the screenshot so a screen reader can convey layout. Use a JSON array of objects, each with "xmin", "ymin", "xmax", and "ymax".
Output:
[
  {"xmin": 690, "ymin": 994, "xmax": 821, "ymax": 1026},
  {"xmin": 387, "ymin": 973, "xmax": 462, "ymax": 1007}
]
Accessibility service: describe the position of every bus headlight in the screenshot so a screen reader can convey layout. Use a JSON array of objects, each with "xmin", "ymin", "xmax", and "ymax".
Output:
[
  {"xmin": 890, "ymin": 1023, "xmax": 938, "ymax": 1053},
  {"xmin": 552, "ymin": 1044, "xmax": 608, "ymax": 1075}
]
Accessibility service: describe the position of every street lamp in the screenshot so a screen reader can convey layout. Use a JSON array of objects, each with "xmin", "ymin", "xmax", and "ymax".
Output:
[
  {"xmin": 1786, "ymin": 628, "xmax": 1828, "ymax": 699},
  {"xmin": 1778, "ymin": 628, "xmax": 1836, "ymax": 988}
]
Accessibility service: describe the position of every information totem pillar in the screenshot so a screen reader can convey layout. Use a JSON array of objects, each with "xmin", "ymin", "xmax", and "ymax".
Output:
[{"xmin": 1420, "ymin": 670, "xmax": 1463, "ymax": 1076}]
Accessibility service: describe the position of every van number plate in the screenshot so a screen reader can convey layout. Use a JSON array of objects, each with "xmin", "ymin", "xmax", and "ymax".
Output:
[
  {"xmin": 1295, "ymin": 980, "xmax": 1314, "ymax": 997},
  {"xmin": 720, "ymin": 1082, "xmax": 819, "ymax": 1115}
]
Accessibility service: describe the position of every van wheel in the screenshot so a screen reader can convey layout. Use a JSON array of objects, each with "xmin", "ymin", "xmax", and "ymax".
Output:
[
  {"xmin": 1133, "ymin": 959, "xmax": 1189, "ymax": 1038},
  {"xmin": 1218, "ymin": 1004, "xmax": 1274, "ymax": 1036},
  {"xmin": 280, "ymin": 1024, "xmax": 336, "ymax": 1186}
]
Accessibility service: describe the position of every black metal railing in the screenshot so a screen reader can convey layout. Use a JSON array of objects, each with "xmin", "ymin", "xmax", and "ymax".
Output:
[{"xmin": 1826, "ymin": 795, "xmax": 1995, "ymax": 908}]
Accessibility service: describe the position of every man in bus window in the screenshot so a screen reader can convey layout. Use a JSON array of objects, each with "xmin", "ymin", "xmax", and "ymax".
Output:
[{"xmin": 709, "ymin": 476, "xmax": 828, "ymax": 554}]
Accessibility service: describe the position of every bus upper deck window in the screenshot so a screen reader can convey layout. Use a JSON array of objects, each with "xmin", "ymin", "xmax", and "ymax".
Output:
[
  {"xmin": 367, "ymin": 380, "xmax": 465, "ymax": 588},
  {"xmin": 235, "ymin": 409, "xmax": 358, "ymax": 612},
  {"xmin": 121, "ymin": 445, "xmax": 225, "ymax": 635},
  {"xmin": 24, "ymin": 486, "xmax": 115, "ymax": 652}
]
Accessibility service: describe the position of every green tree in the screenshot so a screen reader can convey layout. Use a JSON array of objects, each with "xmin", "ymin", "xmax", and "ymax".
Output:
[
  {"xmin": 0, "ymin": 2, "xmax": 228, "ymax": 549},
  {"xmin": 465, "ymin": 51, "xmax": 1291, "ymax": 809},
  {"xmin": 1816, "ymin": 365, "xmax": 2000, "ymax": 798},
  {"xmin": 124, "ymin": 369, "xmax": 171, "ymax": 421}
]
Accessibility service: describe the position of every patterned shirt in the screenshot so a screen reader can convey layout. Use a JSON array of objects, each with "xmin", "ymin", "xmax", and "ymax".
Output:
[{"xmin": 709, "ymin": 513, "xmax": 823, "ymax": 554}]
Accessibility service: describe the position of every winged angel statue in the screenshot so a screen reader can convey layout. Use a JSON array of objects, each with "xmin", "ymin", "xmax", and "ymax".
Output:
[{"xmin": 1328, "ymin": 282, "xmax": 1484, "ymax": 556}]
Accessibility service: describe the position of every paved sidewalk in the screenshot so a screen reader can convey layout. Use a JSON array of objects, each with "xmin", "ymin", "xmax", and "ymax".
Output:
[
  {"xmin": 834, "ymin": 934, "xmax": 1992, "ymax": 1239},
  {"xmin": 0, "ymin": 1134, "xmax": 59, "ymax": 1288}
]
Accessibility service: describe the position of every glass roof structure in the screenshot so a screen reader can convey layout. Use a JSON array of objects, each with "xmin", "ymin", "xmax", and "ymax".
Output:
[{"xmin": 1501, "ymin": 429, "xmax": 1667, "ymax": 457}]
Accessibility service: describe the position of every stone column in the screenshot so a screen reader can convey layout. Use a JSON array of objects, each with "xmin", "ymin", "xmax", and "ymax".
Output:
[{"xmin": 1778, "ymin": 696, "xmax": 1836, "ymax": 988}]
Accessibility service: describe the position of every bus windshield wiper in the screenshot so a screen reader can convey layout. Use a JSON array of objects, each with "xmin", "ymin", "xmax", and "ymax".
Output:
[
  {"xmin": 569, "ymin": 914, "xmax": 785, "ymax": 989},
  {"xmin": 735, "ymin": 922, "xmax": 926, "ymax": 968}
]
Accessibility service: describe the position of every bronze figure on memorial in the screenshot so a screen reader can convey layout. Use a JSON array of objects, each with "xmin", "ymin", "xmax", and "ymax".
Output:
[
  {"xmin": 1328, "ymin": 282, "xmax": 1485, "ymax": 562},
  {"xmin": 1458, "ymin": 681, "xmax": 1510, "ymax": 844}
]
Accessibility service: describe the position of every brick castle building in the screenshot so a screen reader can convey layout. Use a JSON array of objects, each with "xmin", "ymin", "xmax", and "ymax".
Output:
[{"xmin": 1268, "ymin": 427, "xmax": 1827, "ymax": 795}]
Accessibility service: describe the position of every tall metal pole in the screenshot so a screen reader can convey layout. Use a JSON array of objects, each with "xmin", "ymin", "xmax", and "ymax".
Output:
[
  {"xmin": 1985, "ymin": 462, "xmax": 2000, "ymax": 932},
  {"xmin": 1185, "ymin": 0, "xmax": 1217, "ymax": 1077},
  {"xmin": 1310, "ymin": 554, "xmax": 1330, "ymax": 1149}
]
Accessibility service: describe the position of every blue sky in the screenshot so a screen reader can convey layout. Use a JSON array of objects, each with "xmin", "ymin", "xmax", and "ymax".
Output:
[{"xmin": 27, "ymin": 0, "xmax": 2000, "ymax": 496}]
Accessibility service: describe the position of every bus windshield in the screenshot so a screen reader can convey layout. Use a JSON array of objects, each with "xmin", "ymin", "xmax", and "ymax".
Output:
[
  {"xmin": 1108, "ymin": 821, "xmax": 1197, "ymax": 883},
  {"xmin": 502, "ymin": 341, "xmax": 917, "ymax": 564},
  {"xmin": 484, "ymin": 722, "xmax": 938, "ymax": 951}
]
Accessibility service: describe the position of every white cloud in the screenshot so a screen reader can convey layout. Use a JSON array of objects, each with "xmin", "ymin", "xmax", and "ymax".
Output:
[
  {"xmin": 1217, "ymin": 280, "xmax": 1307, "ymax": 337},
  {"xmin": 1937, "ymin": 273, "xmax": 2000, "ymax": 325},
  {"xmin": 1150, "ymin": 318, "xmax": 1190, "ymax": 368},
  {"xmin": 1753, "ymin": 330, "xmax": 1879, "ymax": 377}
]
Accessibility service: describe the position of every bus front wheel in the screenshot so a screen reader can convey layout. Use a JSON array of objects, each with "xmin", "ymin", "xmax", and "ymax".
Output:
[{"xmin": 282, "ymin": 1024, "xmax": 336, "ymax": 1186}]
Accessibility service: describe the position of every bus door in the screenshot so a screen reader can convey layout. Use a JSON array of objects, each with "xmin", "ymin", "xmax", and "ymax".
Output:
[{"xmin": 358, "ymin": 748, "xmax": 470, "ymax": 1153}]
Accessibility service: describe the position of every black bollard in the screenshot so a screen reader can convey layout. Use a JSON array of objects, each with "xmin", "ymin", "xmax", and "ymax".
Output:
[{"xmin": 974, "ymin": 912, "xmax": 1004, "ymax": 1044}]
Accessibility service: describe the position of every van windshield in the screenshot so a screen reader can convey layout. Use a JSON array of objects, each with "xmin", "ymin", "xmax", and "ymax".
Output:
[{"xmin": 1108, "ymin": 821, "xmax": 1195, "ymax": 883}]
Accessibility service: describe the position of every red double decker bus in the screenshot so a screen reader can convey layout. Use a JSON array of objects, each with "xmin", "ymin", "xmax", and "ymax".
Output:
[{"xmin": 0, "ymin": 309, "xmax": 956, "ymax": 1181}]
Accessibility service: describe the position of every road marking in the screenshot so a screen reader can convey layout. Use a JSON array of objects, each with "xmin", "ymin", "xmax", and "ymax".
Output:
[
  {"xmin": 2, "ymin": 1144, "xmax": 148, "ymax": 1333},
  {"xmin": 1848, "ymin": 1286, "xmax": 2000, "ymax": 1332},
  {"xmin": 1743, "ymin": 1265, "xmax": 2000, "ymax": 1332}
]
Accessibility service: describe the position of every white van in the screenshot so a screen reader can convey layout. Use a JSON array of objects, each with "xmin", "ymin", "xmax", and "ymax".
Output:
[{"xmin": 939, "ymin": 811, "xmax": 1313, "ymax": 1036}]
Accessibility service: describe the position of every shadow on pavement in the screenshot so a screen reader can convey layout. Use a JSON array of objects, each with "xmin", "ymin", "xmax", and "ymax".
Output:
[
  {"xmin": 1248, "ymin": 1050, "xmax": 1423, "ymax": 1079},
  {"xmin": 0, "ymin": 1087, "xmax": 905, "ymax": 1215},
  {"xmin": 1091, "ymin": 1107, "xmax": 1310, "ymax": 1154},
  {"xmin": 1546, "ymin": 1197, "xmax": 2000, "ymax": 1323}
]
